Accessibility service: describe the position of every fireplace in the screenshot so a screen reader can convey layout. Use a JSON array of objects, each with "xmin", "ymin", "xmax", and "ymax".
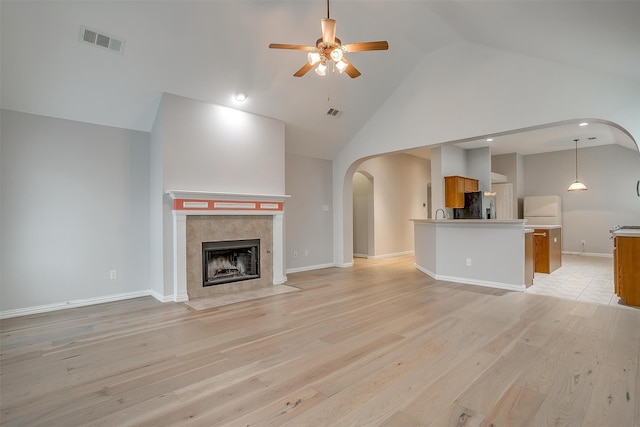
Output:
[
  {"xmin": 202, "ymin": 239, "xmax": 260, "ymax": 286},
  {"xmin": 167, "ymin": 191, "xmax": 288, "ymax": 302}
]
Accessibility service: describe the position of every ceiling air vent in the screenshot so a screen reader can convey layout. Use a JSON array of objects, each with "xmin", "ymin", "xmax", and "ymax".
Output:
[
  {"xmin": 80, "ymin": 26, "xmax": 125, "ymax": 54},
  {"xmin": 326, "ymin": 108, "xmax": 342, "ymax": 117}
]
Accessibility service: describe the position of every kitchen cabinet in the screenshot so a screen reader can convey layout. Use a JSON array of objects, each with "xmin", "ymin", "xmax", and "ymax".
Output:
[
  {"xmin": 533, "ymin": 226, "xmax": 562, "ymax": 274},
  {"xmin": 614, "ymin": 235, "xmax": 640, "ymax": 307},
  {"xmin": 444, "ymin": 176, "xmax": 479, "ymax": 208}
]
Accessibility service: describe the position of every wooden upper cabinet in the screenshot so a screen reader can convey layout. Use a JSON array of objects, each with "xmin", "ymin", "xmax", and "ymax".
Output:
[
  {"xmin": 464, "ymin": 178, "xmax": 478, "ymax": 192},
  {"xmin": 444, "ymin": 176, "xmax": 479, "ymax": 208}
]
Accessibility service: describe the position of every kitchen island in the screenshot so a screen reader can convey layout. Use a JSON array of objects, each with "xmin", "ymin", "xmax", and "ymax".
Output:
[
  {"xmin": 412, "ymin": 219, "xmax": 528, "ymax": 291},
  {"xmin": 528, "ymin": 225, "xmax": 562, "ymax": 273}
]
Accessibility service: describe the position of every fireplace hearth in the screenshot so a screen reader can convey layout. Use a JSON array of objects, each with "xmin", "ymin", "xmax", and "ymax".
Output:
[{"xmin": 202, "ymin": 239, "xmax": 260, "ymax": 286}]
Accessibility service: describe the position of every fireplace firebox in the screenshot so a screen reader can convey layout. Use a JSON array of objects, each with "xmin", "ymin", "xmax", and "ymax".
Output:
[{"xmin": 202, "ymin": 239, "xmax": 260, "ymax": 286}]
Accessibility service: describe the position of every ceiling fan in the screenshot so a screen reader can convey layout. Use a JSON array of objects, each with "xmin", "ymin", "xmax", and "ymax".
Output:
[{"xmin": 268, "ymin": 0, "xmax": 389, "ymax": 78}]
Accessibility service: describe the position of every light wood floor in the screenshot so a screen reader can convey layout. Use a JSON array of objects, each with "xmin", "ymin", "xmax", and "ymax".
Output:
[{"xmin": 2, "ymin": 255, "xmax": 639, "ymax": 426}]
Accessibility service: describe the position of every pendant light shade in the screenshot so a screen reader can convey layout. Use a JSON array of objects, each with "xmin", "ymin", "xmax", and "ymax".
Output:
[
  {"xmin": 568, "ymin": 180, "xmax": 588, "ymax": 191},
  {"xmin": 568, "ymin": 138, "xmax": 587, "ymax": 191}
]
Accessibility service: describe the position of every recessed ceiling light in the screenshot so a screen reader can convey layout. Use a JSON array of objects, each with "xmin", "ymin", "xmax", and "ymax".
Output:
[
  {"xmin": 234, "ymin": 92, "xmax": 247, "ymax": 102},
  {"xmin": 486, "ymin": 138, "xmax": 494, "ymax": 142},
  {"xmin": 579, "ymin": 122, "xmax": 589, "ymax": 127}
]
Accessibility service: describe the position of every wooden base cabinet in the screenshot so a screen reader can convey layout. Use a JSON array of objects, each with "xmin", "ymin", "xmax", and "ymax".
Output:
[
  {"xmin": 614, "ymin": 236, "xmax": 640, "ymax": 307},
  {"xmin": 533, "ymin": 227, "xmax": 562, "ymax": 274}
]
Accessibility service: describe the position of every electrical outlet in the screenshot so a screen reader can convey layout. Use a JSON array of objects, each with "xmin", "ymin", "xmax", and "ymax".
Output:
[
  {"xmin": 581, "ymin": 240, "xmax": 585, "ymax": 245},
  {"xmin": 110, "ymin": 270, "xmax": 117, "ymax": 279},
  {"xmin": 304, "ymin": 250, "xmax": 309, "ymax": 256},
  {"xmin": 465, "ymin": 258, "xmax": 472, "ymax": 267},
  {"xmin": 293, "ymin": 251, "xmax": 298, "ymax": 258}
]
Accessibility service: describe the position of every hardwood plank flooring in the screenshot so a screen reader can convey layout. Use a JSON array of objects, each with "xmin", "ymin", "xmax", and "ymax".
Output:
[{"xmin": 1, "ymin": 255, "xmax": 639, "ymax": 426}]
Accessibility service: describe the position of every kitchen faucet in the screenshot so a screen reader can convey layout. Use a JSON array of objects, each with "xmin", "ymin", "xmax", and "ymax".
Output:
[{"xmin": 435, "ymin": 208, "xmax": 447, "ymax": 220}]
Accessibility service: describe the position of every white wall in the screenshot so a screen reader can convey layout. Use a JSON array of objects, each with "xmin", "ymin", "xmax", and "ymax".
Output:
[
  {"xmin": 333, "ymin": 41, "xmax": 640, "ymax": 265},
  {"xmin": 524, "ymin": 144, "xmax": 640, "ymax": 255},
  {"xmin": 284, "ymin": 152, "xmax": 333, "ymax": 272},
  {"xmin": 467, "ymin": 147, "xmax": 492, "ymax": 192},
  {"xmin": 0, "ymin": 110, "xmax": 150, "ymax": 312},
  {"xmin": 151, "ymin": 93, "xmax": 286, "ymax": 297},
  {"xmin": 356, "ymin": 154, "xmax": 431, "ymax": 258},
  {"xmin": 159, "ymin": 93, "xmax": 285, "ymax": 194}
]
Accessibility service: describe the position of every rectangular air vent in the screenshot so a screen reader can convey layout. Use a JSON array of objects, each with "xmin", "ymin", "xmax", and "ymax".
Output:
[
  {"xmin": 80, "ymin": 26, "xmax": 125, "ymax": 54},
  {"xmin": 326, "ymin": 108, "xmax": 342, "ymax": 117}
]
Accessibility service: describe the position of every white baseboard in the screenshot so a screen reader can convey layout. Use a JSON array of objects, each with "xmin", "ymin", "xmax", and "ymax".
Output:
[
  {"xmin": 336, "ymin": 262, "xmax": 354, "ymax": 268},
  {"xmin": 353, "ymin": 253, "xmax": 368, "ymax": 259},
  {"xmin": 0, "ymin": 290, "xmax": 156, "ymax": 319},
  {"xmin": 414, "ymin": 263, "xmax": 525, "ymax": 292},
  {"xmin": 562, "ymin": 251, "xmax": 613, "ymax": 258},
  {"xmin": 147, "ymin": 289, "xmax": 171, "ymax": 303},
  {"xmin": 368, "ymin": 250, "xmax": 414, "ymax": 260},
  {"xmin": 286, "ymin": 262, "xmax": 336, "ymax": 274}
]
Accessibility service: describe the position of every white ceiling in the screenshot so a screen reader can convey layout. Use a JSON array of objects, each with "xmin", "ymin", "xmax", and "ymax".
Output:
[{"xmin": 1, "ymin": 0, "xmax": 639, "ymax": 160}]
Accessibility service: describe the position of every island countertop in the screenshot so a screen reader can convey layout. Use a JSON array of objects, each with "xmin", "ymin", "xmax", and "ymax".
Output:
[
  {"xmin": 410, "ymin": 219, "xmax": 526, "ymax": 225},
  {"xmin": 613, "ymin": 229, "xmax": 640, "ymax": 237},
  {"xmin": 525, "ymin": 224, "xmax": 562, "ymax": 229}
]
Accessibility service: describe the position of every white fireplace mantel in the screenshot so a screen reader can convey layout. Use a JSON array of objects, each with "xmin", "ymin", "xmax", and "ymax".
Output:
[{"xmin": 167, "ymin": 190, "xmax": 290, "ymax": 302}]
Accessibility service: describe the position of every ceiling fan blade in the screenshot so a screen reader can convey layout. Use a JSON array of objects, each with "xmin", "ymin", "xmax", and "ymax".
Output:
[
  {"xmin": 342, "ymin": 59, "xmax": 361, "ymax": 78},
  {"xmin": 343, "ymin": 41, "xmax": 389, "ymax": 52},
  {"xmin": 269, "ymin": 43, "xmax": 315, "ymax": 51},
  {"xmin": 321, "ymin": 18, "xmax": 336, "ymax": 44},
  {"xmin": 293, "ymin": 63, "xmax": 314, "ymax": 77}
]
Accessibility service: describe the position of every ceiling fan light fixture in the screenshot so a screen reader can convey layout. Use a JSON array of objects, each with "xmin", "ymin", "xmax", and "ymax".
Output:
[
  {"xmin": 315, "ymin": 62, "xmax": 327, "ymax": 76},
  {"xmin": 308, "ymin": 51, "xmax": 321, "ymax": 65},
  {"xmin": 330, "ymin": 47, "xmax": 343, "ymax": 62},
  {"xmin": 268, "ymin": 0, "xmax": 388, "ymax": 78}
]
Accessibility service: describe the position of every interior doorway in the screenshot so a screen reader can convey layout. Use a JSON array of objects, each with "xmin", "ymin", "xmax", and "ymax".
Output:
[{"xmin": 352, "ymin": 171, "xmax": 374, "ymax": 258}]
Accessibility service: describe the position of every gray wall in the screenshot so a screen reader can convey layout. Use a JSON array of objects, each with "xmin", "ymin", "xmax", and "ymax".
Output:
[
  {"xmin": 523, "ymin": 144, "xmax": 640, "ymax": 255},
  {"xmin": 356, "ymin": 154, "xmax": 431, "ymax": 258},
  {"xmin": 1, "ymin": 110, "xmax": 151, "ymax": 312},
  {"xmin": 284, "ymin": 152, "xmax": 333, "ymax": 272},
  {"xmin": 352, "ymin": 172, "xmax": 373, "ymax": 257}
]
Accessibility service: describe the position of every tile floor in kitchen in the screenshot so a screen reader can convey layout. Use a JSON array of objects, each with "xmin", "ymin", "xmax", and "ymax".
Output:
[{"xmin": 524, "ymin": 254, "xmax": 623, "ymax": 306}]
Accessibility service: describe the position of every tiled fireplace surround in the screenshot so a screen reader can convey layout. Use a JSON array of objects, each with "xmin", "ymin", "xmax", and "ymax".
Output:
[{"xmin": 168, "ymin": 191, "xmax": 287, "ymax": 301}]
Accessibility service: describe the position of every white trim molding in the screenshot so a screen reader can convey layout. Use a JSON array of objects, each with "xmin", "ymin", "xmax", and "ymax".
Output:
[{"xmin": 0, "ymin": 291, "xmax": 154, "ymax": 319}]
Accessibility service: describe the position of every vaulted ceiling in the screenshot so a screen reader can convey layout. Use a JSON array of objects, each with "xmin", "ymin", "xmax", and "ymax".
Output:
[{"xmin": 1, "ymin": 1, "xmax": 639, "ymax": 160}]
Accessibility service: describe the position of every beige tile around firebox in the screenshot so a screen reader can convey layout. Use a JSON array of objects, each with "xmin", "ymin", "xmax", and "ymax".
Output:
[{"xmin": 186, "ymin": 215, "xmax": 274, "ymax": 300}]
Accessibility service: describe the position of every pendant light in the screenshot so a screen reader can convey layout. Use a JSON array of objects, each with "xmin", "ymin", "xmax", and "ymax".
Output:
[{"xmin": 568, "ymin": 138, "xmax": 588, "ymax": 191}]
